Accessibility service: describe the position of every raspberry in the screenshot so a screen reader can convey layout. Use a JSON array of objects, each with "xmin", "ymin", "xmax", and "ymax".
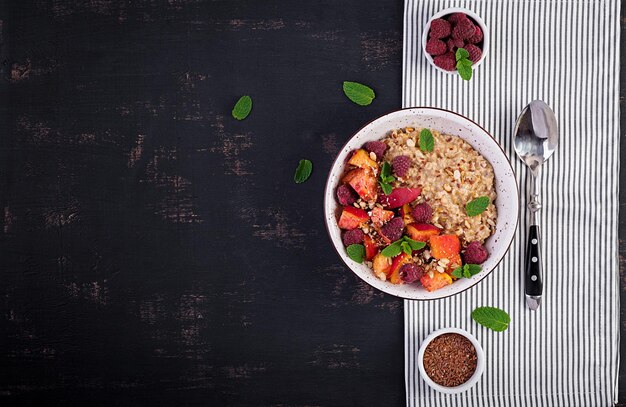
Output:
[
  {"xmin": 380, "ymin": 217, "xmax": 404, "ymax": 241},
  {"xmin": 364, "ymin": 141, "xmax": 387, "ymax": 160},
  {"xmin": 465, "ymin": 44, "xmax": 482, "ymax": 63},
  {"xmin": 467, "ymin": 26, "xmax": 483, "ymax": 44},
  {"xmin": 425, "ymin": 38, "xmax": 447, "ymax": 56},
  {"xmin": 400, "ymin": 263, "xmax": 424, "ymax": 283},
  {"xmin": 446, "ymin": 37, "xmax": 465, "ymax": 52},
  {"xmin": 392, "ymin": 155, "xmax": 412, "ymax": 178},
  {"xmin": 429, "ymin": 18, "xmax": 451, "ymax": 39},
  {"xmin": 342, "ymin": 229, "xmax": 364, "ymax": 247},
  {"xmin": 447, "ymin": 13, "xmax": 469, "ymax": 25},
  {"xmin": 463, "ymin": 241, "xmax": 489, "ymax": 264},
  {"xmin": 337, "ymin": 184, "xmax": 358, "ymax": 206},
  {"xmin": 412, "ymin": 203, "xmax": 433, "ymax": 223},
  {"xmin": 433, "ymin": 52, "xmax": 456, "ymax": 71},
  {"xmin": 452, "ymin": 18, "xmax": 476, "ymax": 39}
]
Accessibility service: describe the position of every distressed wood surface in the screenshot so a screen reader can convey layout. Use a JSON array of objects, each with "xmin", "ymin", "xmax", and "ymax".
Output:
[{"xmin": 0, "ymin": 1, "xmax": 623, "ymax": 406}]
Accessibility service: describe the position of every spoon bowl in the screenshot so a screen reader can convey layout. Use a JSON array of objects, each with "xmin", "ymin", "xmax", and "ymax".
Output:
[{"xmin": 514, "ymin": 101, "xmax": 559, "ymax": 176}]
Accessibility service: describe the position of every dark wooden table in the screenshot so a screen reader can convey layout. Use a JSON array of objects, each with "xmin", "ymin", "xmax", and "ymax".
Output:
[{"xmin": 0, "ymin": 1, "xmax": 624, "ymax": 406}]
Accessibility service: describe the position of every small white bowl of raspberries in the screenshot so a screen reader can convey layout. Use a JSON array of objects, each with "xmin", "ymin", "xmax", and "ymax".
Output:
[{"xmin": 422, "ymin": 8, "xmax": 488, "ymax": 76}]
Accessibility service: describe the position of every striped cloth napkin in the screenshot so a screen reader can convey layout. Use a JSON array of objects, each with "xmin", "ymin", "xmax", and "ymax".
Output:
[{"xmin": 403, "ymin": 1, "xmax": 620, "ymax": 406}]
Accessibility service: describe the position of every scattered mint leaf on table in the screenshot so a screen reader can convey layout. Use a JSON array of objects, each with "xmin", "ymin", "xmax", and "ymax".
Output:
[
  {"xmin": 294, "ymin": 159, "xmax": 313, "ymax": 183},
  {"xmin": 346, "ymin": 244, "xmax": 366, "ymax": 263},
  {"xmin": 419, "ymin": 128, "xmax": 435, "ymax": 152},
  {"xmin": 471, "ymin": 306, "xmax": 511, "ymax": 332},
  {"xmin": 343, "ymin": 81, "xmax": 375, "ymax": 106},
  {"xmin": 466, "ymin": 196, "xmax": 490, "ymax": 217},
  {"xmin": 232, "ymin": 95, "xmax": 252, "ymax": 120}
]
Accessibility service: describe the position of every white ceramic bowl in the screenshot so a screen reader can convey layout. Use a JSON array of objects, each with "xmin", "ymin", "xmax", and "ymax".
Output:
[
  {"xmin": 422, "ymin": 7, "xmax": 489, "ymax": 75},
  {"xmin": 324, "ymin": 107, "xmax": 519, "ymax": 300},
  {"xmin": 417, "ymin": 327, "xmax": 485, "ymax": 394}
]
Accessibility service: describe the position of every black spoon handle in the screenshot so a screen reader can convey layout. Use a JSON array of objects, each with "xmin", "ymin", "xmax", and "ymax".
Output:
[{"xmin": 525, "ymin": 225, "xmax": 543, "ymax": 296}]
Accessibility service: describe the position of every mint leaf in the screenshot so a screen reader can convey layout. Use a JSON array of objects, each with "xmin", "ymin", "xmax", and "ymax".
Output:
[
  {"xmin": 466, "ymin": 196, "xmax": 490, "ymax": 216},
  {"xmin": 343, "ymin": 81, "xmax": 375, "ymax": 106},
  {"xmin": 451, "ymin": 266, "xmax": 463, "ymax": 279},
  {"xmin": 379, "ymin": 162, "xmax": 394, "ymax": 195},
  {"xmin": 419, "ymin": 128, "xmax": 434, "ymax": 152},
  {"xmin": 466, "ymin": 264, "xmax": 482, "ymax": 276},
  {"xmin": 471, "ymin": 306, "xmax": 511, "ymax": 332},
  {"xmin": 457, "ymin": 60, "xmax": 473, "ymax": 81},
  {"xmin": 401, "ymin": 241, "xmax": 412, "ymax": 255},
  {"xmin": 346, "ymin": 244, "xmax": 366, "ymax": 263},
  {"xmin": 456, "ymin": 48, "xmax": 470, "ymax": 61},
  {"xmin": 381, "ymin": 241, "xmax": 402, "ymax": 257},
  {"xmin": 232, "ymin": 95, "xmax": 252, "ymax": 120},
  {"xmin": 380, "ymin": 182, "xmax": 393, "ymax": 195},
  {"xmin": 294, "ymin": 159, "xmax": 313, "ymax": 183},
  {"xmin": 458, "ymin": 58, "xmax": 473, "ymax": 67},
  {"xmin": 381, "ymin": 162, "xmax": 392, "ymax": 178},
  {"xmin": 404, "ymin": 237, "xmax": 426, "ymax": 251}
]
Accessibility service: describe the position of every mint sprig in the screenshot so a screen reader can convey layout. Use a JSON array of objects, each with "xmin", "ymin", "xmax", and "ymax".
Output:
[
  {"xmin": 342, "ymin": 81, "xmax": 375, "ymax": 106},
  {"xmin": 232, "ymin": 95, "xmax": 252, "ymax": 120},
  {"xmin": 346, "ymin": 244, "xmax": 366, "ymax": 263},
  {"xmin": 381, "ymin": 236, "xmax": 426, "ymax": 257},
  {"xmin": 294, "ymin": 159, "xmax": 313, "ymax": 183},
  {"xmin": 456, "ymin": 48, "xmax": 473, "ymax": 81},
  {"xmin": 419, "ymin": 128, "xmax": 434, "ymax": 152},
  {"xmin": 471, "ymin": 306, "xmax": 510, "ymax": 332},
  {"xmin": 451, "ymin": 263, "xmax": 482, "ymax": 279},
  {"xmin": 465, "ymin": 196, "xmax": 490, "ymax": 217},
  {"xmin": 378, "ymin": 161, "xmax": 396, "ymax": 195}
]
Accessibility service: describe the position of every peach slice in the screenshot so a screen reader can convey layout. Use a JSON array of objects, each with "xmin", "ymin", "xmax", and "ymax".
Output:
[
  {"xmin": 406, "ymin": 223, "xmax": 440, "ymax": 242},
  {"xmin": 429, "ymin": 234, "xmax": 461, "ymax": 259},
  {"xmin": 372, "ymin": 253, "xmax": 392, "ymax": 278},
  {"xmin": 342, "ymin": 168, "xmax": 377, "ymax": 202},
  {"xmin": 420, "ymin": 271, "xmax": 453, "ymax": 292},
  {"xmin": 399, "ymin": 204, "xmax": 416, "ymax": 225},
  {"xmin": 364, "ymin": 235, "xmax": 379, "ymax": 261},
  {"xmin": 389, "ymin": 252, "xmax": 412, "ymax": 284},
  {"xmin": 338, "ymin": 206, "xmax": 369, "ymax": 230},
  {"xmin": 377, "ymin": 187, "xmax": 421, "ymax": 209},
  {"xmin": 370, "ymin": 206, "xmax": 394, "ymax": 228},
  {"xmin": 348, "ymin": 149, "xmax": 378, "ymax": 171}
]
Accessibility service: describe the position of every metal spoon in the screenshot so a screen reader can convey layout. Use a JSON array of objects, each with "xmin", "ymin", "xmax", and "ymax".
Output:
[{"xmin": 513, "ymin": 100, "xmax": 559, "ymax": 311}]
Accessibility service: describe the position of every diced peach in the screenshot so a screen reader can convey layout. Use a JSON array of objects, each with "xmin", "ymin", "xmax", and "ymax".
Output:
[
  {"xmin": 429, "ymin": 234, "xmax": 461, "ymax": 259},
  {"xmin": 420, "ymin": 271, "xmax": 453, "ymax": 292},
  {"xmin": 364, "ymin": 235, "xmax": 378, "ymax": 261},
  {"xmin": 372, "ymin": 253, "xmax": 392, "ymax": 278},
  {"xmin": 348, "ymin": 149, "xmax": 378, "ymax": 171},
  {"xmin": 406, "ymin": 223, "xmax": 440, "ymax": 242},
  {"xmin": 338, "ymin": 206, "xmax": 369, "ymax": 230},
  {"xmin": 342, "ymin": 168, "xmax": 377, "ymax": 201},
  {"xmin": 399, "ymin": 204, "xmax": 415, "ymax": 225},
  {"xmin": 377, "ymin": 187, "xmax": 421, "ymax": 209},
  {"xmin": 446, "ymin": 253, "xmax": 463, "ymax": 276},
  {"xmin": 370, "ymin": 206, "xmax": 394, "ymax": 227},
  {"xmin": 389, "ymin": 252, "xmax": 412, "ymax": 284}
]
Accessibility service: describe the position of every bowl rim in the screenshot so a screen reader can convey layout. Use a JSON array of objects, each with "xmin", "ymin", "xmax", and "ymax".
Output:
[
  {"xmin": 421, "ymin": 7, "xmax": 489, "ymax": 75},
  {"xmin": 323, "ymin": 106, "xmax": 519, "ymax": 301},
  {"xmin": 416, "ymin": 327, "xmax": 486, "ymax": 393}
]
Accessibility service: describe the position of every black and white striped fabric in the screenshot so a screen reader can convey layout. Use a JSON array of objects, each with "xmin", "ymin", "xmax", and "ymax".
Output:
[{"xmin": 403, "ymin": 1, "xmax": 620, "ymax": 406}]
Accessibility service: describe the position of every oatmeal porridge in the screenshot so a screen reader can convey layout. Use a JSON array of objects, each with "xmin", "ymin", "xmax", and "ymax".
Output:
[{"xmin": 335, "ymin": 127, "xmax": 497, "ymax": 292}]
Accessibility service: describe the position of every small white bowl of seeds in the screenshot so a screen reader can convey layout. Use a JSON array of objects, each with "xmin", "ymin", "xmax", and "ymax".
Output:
[{"xmin": 417, "ymin": 327, "xmax": 485, "ymax": 393}]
